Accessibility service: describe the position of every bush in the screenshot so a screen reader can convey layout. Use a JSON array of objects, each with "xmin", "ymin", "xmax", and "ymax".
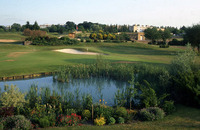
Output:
[
  {"xmin": 0, "ymin": 106, "xmax": 14, "ymax": 118},
  {"xmin": 168, "ymin": 39, "xmax": 187, "ymax": 46},
  {"xmin": 107, "ymin": 117, "xmax": 116, "ymax": 125},
  {"xmin": 138, "ymin": 107, "xmax": 165, "ymax": 121},
  {"xmin": 39, "ymin": 117, "xmax": 50, "ymax": 128},
  {"xmin": 56, "ymin": 113, "xmax": 81, "ymax": 126},
  {"xmin": 82, "ymin": 110, "xmax": 91, "ymax": 120},
  {"xmin": 115, "ymin": 107, "xmax": 128, "ymax": 118},
  {"xmin": 94, "ymin": 105, "xmax": 114, "ymax": 121},
  {"xmin": 118, "ymin": 117, "xmax": 125, "ymax": 124},
  {"xmin": 86, "ymin": 39, "xmax": 93, "ymax": 43},
  {"xmin": 94, "ymin": 114, "xmax": 106, "ymax": 126},
  {"xmin": 64, "ymin": 109, "xmax": 76, "ymax": 115},
  {"xmin": 162, "ymin": 101, "xmax": 176, "ymax": 115},
  {"xmin": 3, "ymin": 115, "xmax": 32, "ymax": 130}
]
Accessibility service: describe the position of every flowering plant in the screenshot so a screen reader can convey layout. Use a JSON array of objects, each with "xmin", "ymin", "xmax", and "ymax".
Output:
[{"xmin": 57, "ymin": 113, "xmax": 81, "ymax": 126}]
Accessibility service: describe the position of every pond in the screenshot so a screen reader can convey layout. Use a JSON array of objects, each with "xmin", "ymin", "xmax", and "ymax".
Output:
[{"xmin": 0, "ymin": 76, "xmax": 128, "ymax": 106}]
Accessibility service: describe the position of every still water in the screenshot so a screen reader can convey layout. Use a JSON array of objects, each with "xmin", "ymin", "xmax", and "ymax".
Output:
[{"xmin": 0, "ymin": 76, "xmax": 128, "ymax": 106}]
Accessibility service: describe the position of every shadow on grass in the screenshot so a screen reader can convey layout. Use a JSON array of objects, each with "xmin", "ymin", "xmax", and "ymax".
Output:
[
  {"xmin": 0, "ymin": 42, "xmax": 23, "ymax": 45},
  {"xmin": 64, "ymin": 58, "xmax": 170, "ymax": 67}
]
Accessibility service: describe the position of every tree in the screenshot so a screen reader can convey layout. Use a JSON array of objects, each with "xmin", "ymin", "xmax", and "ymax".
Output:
[
  {"xmin": 159, "ymin": 29, "xmax": 172, "ymax": 44},
  {"xmin": 25, "ymin": 21, "xmax": 31, "ymax": 29},
  {"xmin": 49, "ymin": 25, "xmax": 57, "ymax": 32},
  {"xmin": 32, "ymin": 21, "xmax": 40, "ymax": 30},
  {"xmin": 184, "ymin": 24, "xmax": 200, "ymax": 52},
  {"xmin": 65, "ymin": 21, "xmax": 76, "ymax": 31},
  {"xmin": 144, "ymin": 27, "xmax": 160, "ymax": 44},
  {"xmin": 11, "ymin": 23, "xmax": 21, "ymax": 31}
]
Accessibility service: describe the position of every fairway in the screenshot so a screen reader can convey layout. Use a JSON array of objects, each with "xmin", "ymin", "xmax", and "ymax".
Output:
[{"xmin": 1, "ymin": 41, "xmax": 198, "ymax": 77}]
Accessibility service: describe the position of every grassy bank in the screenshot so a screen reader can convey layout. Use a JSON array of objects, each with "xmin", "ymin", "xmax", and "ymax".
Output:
[{"xmin": 44, "ymin": 105, "xmax": 200, "ymax": 130}]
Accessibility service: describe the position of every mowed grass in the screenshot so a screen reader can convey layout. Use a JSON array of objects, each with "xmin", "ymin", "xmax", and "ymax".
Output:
[
  {"xmin": 44, "ymin": 105, "xmax": 200, "ymax": 130},
  {"xmin": 0, "ymin": 42, "xmax": 199, "ymax": 77},
  {"xmin": 0, "ymin": 32, "xmax": 25, "ymax": 41}
]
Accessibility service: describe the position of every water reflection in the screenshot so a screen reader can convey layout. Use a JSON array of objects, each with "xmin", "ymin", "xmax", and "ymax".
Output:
[{"xmin": 0, "ymin": 76, "xmax": 128, "ymax": 106}]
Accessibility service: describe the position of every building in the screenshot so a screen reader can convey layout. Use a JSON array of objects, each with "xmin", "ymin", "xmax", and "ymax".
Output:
[
  {"xmin": 39, "ymin": 24, "xmax": 52, "ymax": 29},
  {"xmin": 129, "ymin": 24, "xmax": 152, "ymax": 33}
]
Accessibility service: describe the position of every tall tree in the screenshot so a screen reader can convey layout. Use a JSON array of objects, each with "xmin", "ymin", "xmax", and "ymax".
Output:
[
  {"xmin": 65, "ymin": 21, "xmax": 76, "ymax": 31},
  {"xmin": 11, "ymin": 23, "xmax": 21, "ymax": 32},
  {"xmin": 160, "ymin": 29, "xmax": 172, "ymax": 44},
  {"xmin": 184, "ymin": 24, "xmax": 200, "ymax": 52},
  {"xmin": 32, "ymin": 21, "xmax": 40, "ymax": 30},
  {"xmin": 144, "ymin": 27, "xmax": 160, "ymax": 44}
]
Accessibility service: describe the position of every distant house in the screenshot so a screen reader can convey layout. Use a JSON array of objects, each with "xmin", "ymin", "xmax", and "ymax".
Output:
[
  {"xmin": 129, "ymin": 24, "xmax": 164, "ymax": 41},
  {"xmin": 137, "ymin": 32, "xmax": 145, "ymax": 41},
  {"xmin": 68, "ymin": 32, "xmax": 76, "ymax": 38}
]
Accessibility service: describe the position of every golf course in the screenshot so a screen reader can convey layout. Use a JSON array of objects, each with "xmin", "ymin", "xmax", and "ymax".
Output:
[{"xmin": 0, "ymin": 32, "xmax": 200, "ymax": 130}]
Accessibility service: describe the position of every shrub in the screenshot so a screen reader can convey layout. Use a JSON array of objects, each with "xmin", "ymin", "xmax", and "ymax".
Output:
[
  {"xmin": 94, "ymin": 114, "xmax": 106, "ymax": 126},
  {"xmin": 56, "ymin": 113, "xmax": 81, "ymax": 126},
  {"xmin": 162, "ymin": 101, "xmax": 176, "ymax": 115},
  {"xmin": 0, "ymin": 106, "xmax": 14, "ymax": 118},
  {"xmin": 115, "ymin": 107, "xmax": 128, "ymax": 118},
  {"xmin": 82, "ymin": 110, "xmax": 91, "ymax": 120},
  {"xmin": 94, "ymin": 105, "xmax": 114, "ymax": 121},
  {"xmin": 86, "ymin": 39, "xmax": 93, "ymax": 43},
  {"xmin": 3, "ymin": 115, "xmax": 32, "ymax": 130},
  {"xmin": 138, "ymin": 107, "xmax": 165, "ymax": 121},
  {"xmin": 0, "ymin": 85, "xmax": 26, "ymax": 108},
  {"xmin": 65, "ymin": 109, "xmax": 76, "ymax": 115},
  {"xmin": 108, "ymin": 117, "xmax": 116, "ymax": 125},
  {"xmin": 39, "ymin": 117, "xmax": 50, "ymax": 128},
  {"xmin": 118, "ymin": 117, "xmax": 125, "ymax": 124}
]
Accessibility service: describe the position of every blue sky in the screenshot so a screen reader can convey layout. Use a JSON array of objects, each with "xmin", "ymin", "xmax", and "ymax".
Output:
[{"xmin": 0, "ymin": 0, "xmax": 200, "ymax": 27}]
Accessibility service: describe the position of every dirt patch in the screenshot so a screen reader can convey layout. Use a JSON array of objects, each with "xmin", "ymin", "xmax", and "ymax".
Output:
[
  {"xmin": 112, "ymin": 61, "xmax": 136, "ymax": 64},
  {"xmin": 0, "ymin": 59, "xmax": 15, "ymax": 62},
  {"xmin": 0, "ymin": 39, "xmax": 19, "ymax": 42},
  {"xmin": 54, "ymin": 49, "xmax": 101, "ymax": 55},
  {"xmin": 7, "ymin": 52, "xmax": 30, "ymax": 58}
]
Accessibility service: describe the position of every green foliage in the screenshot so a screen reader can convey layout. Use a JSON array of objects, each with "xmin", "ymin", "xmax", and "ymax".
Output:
[
  {"xmin": 39, "ymin": 117, "xmax": 50, "ymax": 128},
  {"xmin": 162, "ymin": 101, "xmax": 176, "ymax": 115},
  {"xmin": 160, "ymin": 29, "xmax": 172, "ymax": 43},
  {"xmin": 135, "ymin": 80, "xmax": 158, "ymax": 108},
  {"xmin": 3, "ymin": 115, "xmax": 32, "ymax": 130},
  {"xmin": 94, "ymin": 114, "xmax": 106, "ymax": 126},
  {"xmin": 94, "ymin": 105, "xmax": 114, "ymax": 121},
  {"xmin": 144, "ymin": 27, "xmax": 160, "ymax": 44},
  {"xmin": 115, "ymin": 107, "xmax": 128, "ymax": 119},
  {"xmin": 26, "ymin": 36, "xmax": 79, "ymax": 46},
  {"xmin": 82, "ymin": 94, "xmax": 93, "ymax": 110},
  {"xmin": 118, "ymin": 117, "xmax": 125, "ymax": 124},
  {"xmin": 138, "ymin": 107, "xmax": 165, "ymax": 121},
  {"xmin": 0, "ymin": 85, "xmax": 26, "ymax": 108},
  {"xmin": 82, "ymin": 110, "xmax": 91, "ymax": 120},
  {"xmin": 107, "ymin": 117, "xmax": 116, "ymax": 125},
  {"xmin": 171, "ymin": 45, "xmax": 196, "ymax": 75},
  {"xmin": 184, "ymin": 24, "xmax": 200, "ymax": 52}
]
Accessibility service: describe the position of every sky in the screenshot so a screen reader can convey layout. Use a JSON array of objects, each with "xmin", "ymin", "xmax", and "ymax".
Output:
[{"xmin": 0, "ymin": 0, "xmax": 200, "ymax": 27}]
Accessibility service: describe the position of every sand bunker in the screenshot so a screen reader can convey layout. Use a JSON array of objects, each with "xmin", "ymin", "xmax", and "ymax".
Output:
[
  {"xmin": 54, "ymin": 49, "xmax": 101, "ymax": 55},
  {"xmin": 0, "ymin": 39, "xmax": 18, "ymax": 42}
]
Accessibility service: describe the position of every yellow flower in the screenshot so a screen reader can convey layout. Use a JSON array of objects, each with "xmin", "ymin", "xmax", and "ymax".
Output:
[
  {"xmin": 99, "ymin": 99, "xmax": 101, "ymax": 102},
  {"xmin": 105, "ymin": 102, "xmax": 107, "ymax": 104}
]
